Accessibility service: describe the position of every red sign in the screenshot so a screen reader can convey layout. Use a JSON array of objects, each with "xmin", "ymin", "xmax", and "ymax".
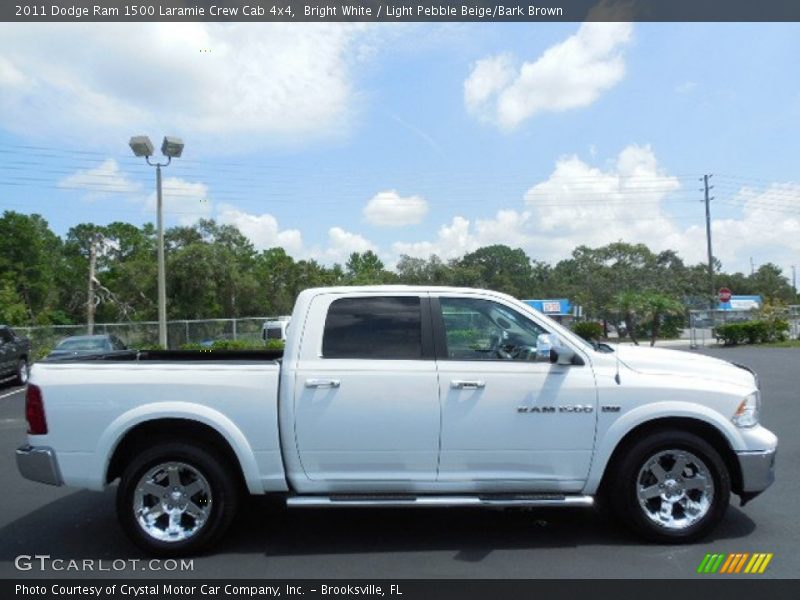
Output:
[{"xmin": 718, "ymin": 288, "xmax": 732, "ymax": 303}]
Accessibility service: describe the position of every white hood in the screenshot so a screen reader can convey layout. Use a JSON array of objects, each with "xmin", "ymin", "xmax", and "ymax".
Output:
[{"xmin": 613, "ymin": 344, "xmax": 756, "ymax": 389}]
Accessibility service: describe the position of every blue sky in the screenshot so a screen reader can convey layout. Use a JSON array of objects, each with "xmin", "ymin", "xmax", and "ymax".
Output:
[{"xmin": 0, "ymin": 22, "xmax": 798, "ymax": 275}]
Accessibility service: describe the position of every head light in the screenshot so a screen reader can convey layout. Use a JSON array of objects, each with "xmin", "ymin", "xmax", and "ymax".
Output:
[{"xmin": 732, "ymin": 391, "xmax": 760, "ymax": 428}]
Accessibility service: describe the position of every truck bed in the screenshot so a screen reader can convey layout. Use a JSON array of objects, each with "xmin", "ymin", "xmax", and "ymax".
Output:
[{"xmin": 29, "ymin": 355, "xmax": 286, "ymax": 494}]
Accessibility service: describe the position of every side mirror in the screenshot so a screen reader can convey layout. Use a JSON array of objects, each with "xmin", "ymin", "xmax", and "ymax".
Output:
[
  {"xmin": 537, "ymin": 333, "xmax": 579, "ymax": 366},
  {"xmin": 551, "ymin": 345, "xmax": 577, "ymax": 365}
]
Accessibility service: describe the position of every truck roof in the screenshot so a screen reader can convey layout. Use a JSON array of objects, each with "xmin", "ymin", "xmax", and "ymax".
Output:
[{"xmin": 299, "ymin": 285, "xmax": 514, "ymax": 296}]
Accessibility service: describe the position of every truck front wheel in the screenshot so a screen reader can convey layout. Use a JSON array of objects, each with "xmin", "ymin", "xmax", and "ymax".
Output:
[
  {"xmin": 116, "ymin": 442, "xmax": 239, "ymax": 556},
  {"xmin": 609, "ymin": 430, "xmax": 730, "ymax": 543}
]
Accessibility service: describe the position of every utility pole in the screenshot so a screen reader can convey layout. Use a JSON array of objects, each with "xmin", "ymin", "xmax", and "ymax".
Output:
[
  {"xmin": 87, "ymin": 234, "xmax": 98, "ymax": 335},
  {"xmin": 792, "ymin": 265, "xmax": 797, "ymax": 297},
  {"xmin": 750, "ymin": 257, "xmax": 755, "ymax": 276},
  {"xmin": 702, "ymin": 174, "xmax": 715, "ymax": 309}
]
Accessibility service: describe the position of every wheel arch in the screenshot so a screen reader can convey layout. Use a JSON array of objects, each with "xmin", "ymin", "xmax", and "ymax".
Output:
[
  {"xmin": 105, "ymin": 416, "xmax": 255, "ymax": 494},
  {"xmin": 596, "ymin": 417, "xmax": 743, "ymax": 498}
]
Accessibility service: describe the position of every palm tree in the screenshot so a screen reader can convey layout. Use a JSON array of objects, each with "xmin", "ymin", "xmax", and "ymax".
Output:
[
  {"xmin": 612, "ymin": 291, "xmax": 643, "ymax": 346},
  {"xmin": 639, "ymin": 292, "xmax": 685, "ymax": 346}
]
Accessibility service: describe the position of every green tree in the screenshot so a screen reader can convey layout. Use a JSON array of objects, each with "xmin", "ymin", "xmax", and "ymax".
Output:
[
  {"xmin": 638, "ymin": 292, "xmax": 686, "ymax": 347},
  {"xmin": 749, "ymin": 263, "xmax": 795, "ymax": 302},
  {"xmin": 0, "ymin": 211, "xmax": 62, "ymax": 323},
  {"xmin": 0, "ymin": 276, "xmax": 28, "ymax": 324},
  {"xmin": 612, "ymin": 291, "xmax": 644, "ymax": 345},
  {"xmin": 346, "ymin": 251, "xmax": 392, "ymax": 285},
  {"xmin": 452, "ymin": 245, "xmax": 532, "ymax": 297},
  {"xmin": 396, "ymin": 254, "xmax": 455, "ymax": 285},
  {"xmin": 254, "ymin": 248, "xmax": 298, "ymax": 315}
]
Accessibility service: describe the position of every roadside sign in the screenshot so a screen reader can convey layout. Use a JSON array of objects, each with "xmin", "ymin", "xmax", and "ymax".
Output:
[{"xmin": 718, "ymin": 288, "xmax": 732, "ymax": 303}]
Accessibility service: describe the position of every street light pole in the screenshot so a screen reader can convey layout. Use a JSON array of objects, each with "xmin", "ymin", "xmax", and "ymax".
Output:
[
  {"xmin": 129, "ymin": 135, "xmax": 184, "ymax": 349},
  {"xmin": 154, "ymin": 160, "xmax": 168, "ymax": 348}
]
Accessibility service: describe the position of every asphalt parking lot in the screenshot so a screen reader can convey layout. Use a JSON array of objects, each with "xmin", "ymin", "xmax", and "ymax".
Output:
[{"xmin": 0, "ymin": 347, "xmax": 797, "ymax": 579}]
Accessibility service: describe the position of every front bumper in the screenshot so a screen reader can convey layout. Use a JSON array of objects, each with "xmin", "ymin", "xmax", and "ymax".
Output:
[
  {"xmin": 16, "ymin": 445, "xmax": 63, "ymax": 486},
  {"xmin": 736, "ymin": 448, "xmax": 776, "ymax": 505}
]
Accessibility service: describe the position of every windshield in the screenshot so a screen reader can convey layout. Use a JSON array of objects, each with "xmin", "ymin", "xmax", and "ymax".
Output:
[{"xmin": 55, "ymin": 338, "xmax": 107, "ymax": 351}]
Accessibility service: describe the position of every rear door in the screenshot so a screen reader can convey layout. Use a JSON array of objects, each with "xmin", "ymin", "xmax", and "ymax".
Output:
[{"xmin": 292, "ymin": 293, "xmax": 441, "ymax": 484}]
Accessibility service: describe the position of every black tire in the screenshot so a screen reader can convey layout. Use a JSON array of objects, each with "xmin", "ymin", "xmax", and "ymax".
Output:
[
  {"xmin": 607, "ymin": 430, "xmax": 730, "ymax": 543},
  {"xmin": 116, "ymin": 441, "xmax": 239, "ymax": 556},
  {"xmin": 14, "ymin": 359, "xmax": 29, "ymax": 385}
]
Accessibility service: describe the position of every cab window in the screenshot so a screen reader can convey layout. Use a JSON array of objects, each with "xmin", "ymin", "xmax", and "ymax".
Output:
[
  {"xmin": 439, "ymin": 297, "xmax": 548, "ymax": 361},
  {"xmin": 323, "ymin": 296, "xmax": 422, "ymax": 359}
]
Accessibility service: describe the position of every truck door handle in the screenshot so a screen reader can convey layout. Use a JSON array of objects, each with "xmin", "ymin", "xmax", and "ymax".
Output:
[
  {"xmin": 451, "ymin": 380, "xmax": 486, "ymax": 390},
  {"xmin": 305, "ymin": 378, "xmax": 341, "ymax": 389}
]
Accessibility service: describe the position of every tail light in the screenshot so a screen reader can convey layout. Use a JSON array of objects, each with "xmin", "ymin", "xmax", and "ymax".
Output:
[{"xmin": 25, "ymin": 384, "xmax": 48, "ymax": 435}]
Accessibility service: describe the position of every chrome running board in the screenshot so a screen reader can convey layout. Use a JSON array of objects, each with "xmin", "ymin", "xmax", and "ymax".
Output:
[{"xmin": 286, "ymin": 494, "xmax": 594, "ymax": 508}]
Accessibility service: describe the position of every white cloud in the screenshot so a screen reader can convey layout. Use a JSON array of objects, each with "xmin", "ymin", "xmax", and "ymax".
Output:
[
  {"xmin": 145, "ymin": 177, "xmax": 212, "ymax": 226},
  {"xmin": 216, "ymin": 204, "xmax": 304, "ymax": 255},
  {"xmin": 392, "ymin": 144, "xmax": 800, "ymax": 274},
  {"xmin": 394, "ymin": 145, "xmax": 679, "ymax": 263},
  {"xmin": 58, "ymin": 159, "xmax": 213, "ymax": 226},
  {"xmin": 393, "ymin": 210, "xmax": 534, "ymax": 260},
  {"xmin": 393, "ymin": 144, "xmax": 680, "ymax": 264},
  {"xmin": 464, "ymin": 22, "xmax": 632, "ymax": 130},
  {"xmin": 58, "ymin": 159, "xmax": 140, "ymax": 197},
  {"xmin": 0, "ymin": 23, "xmax": 367, "ymax": 146},
  {"xmin": 463, "ymin": 54, "xmax": 516, "ymax": 118},
  {"xmin": 215, "ymin": 206, "xmax": 377, "ymax": 265},
  {"xmin": 703, "ymin": 184, "xmax": 800, "ymax": 271},
  {"xmin": 0, "ymin": 56, "xmax": 29, "ymax": 87},
  {"xmin": 523, "ymin": 144, "xmax": 680, "ymax": 240},
  {"xmin": 363, "ymin": 190, "xmax": 429, "ymax": 226},
  {"xmin": 321, "ymin": 227, "xmax": 378, "ymax": 263}
]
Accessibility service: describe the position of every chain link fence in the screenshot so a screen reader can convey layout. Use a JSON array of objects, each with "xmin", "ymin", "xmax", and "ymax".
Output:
[
  {"xmin": 16, "ymin": 317, "xmax": 286, "ymax": 359},
  {"xmin": 689, "ymin": 305, "xmax": 800, "ymax": 348}
]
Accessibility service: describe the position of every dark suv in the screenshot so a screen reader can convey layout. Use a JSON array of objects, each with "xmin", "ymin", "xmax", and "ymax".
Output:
[{"xmin": 0, "ymin": 325, "xmax": 31, "ymax": 385}]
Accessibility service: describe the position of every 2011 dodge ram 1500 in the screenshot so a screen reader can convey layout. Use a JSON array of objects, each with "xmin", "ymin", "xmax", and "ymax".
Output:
[{"xmin": 16, "ymin": 286, "xmax": 777, "ymax": 555}]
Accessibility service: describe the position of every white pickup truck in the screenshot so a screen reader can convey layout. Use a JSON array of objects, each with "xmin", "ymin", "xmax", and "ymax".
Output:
[{"xmin": 17, "ymin": 286, "xmax": 777, "ymax": 555}]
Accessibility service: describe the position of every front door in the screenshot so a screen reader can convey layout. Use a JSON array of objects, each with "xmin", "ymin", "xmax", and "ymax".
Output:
[{"xmin": 433, "ymin": 295, "xmax": 598, "ymax": 492}]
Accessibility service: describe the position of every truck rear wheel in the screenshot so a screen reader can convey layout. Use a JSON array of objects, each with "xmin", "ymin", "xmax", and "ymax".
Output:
[
  {"xmin": 116, "ymin": 442, "xmax": 239, "ymax": 556},
  {"xmin": 609, "ymin": 430, "xmax": 730, "ymax": 543}
]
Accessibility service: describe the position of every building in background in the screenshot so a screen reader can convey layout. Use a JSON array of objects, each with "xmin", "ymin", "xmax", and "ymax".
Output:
[
  {"xmin": 717, "ymin": 295, "xmax": 762, "ymax": 311},
  {"xmin": 522, "ymin": 299, "xmax": 580, "ymax": 325}
]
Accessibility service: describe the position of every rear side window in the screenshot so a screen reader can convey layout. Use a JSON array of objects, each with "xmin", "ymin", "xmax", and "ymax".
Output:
[{"xmin": 323, "ymin": 296, "xmax": 422, "ymax": 359}]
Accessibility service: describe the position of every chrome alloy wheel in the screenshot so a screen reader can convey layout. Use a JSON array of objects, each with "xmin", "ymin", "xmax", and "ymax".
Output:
[
  {"xmin": 636, "ymin": 449, "xmax": 714, "ymax": 530},
  {"xmin": 133, "ymin": 462, "xmax": 212, "ymax": 543}
]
